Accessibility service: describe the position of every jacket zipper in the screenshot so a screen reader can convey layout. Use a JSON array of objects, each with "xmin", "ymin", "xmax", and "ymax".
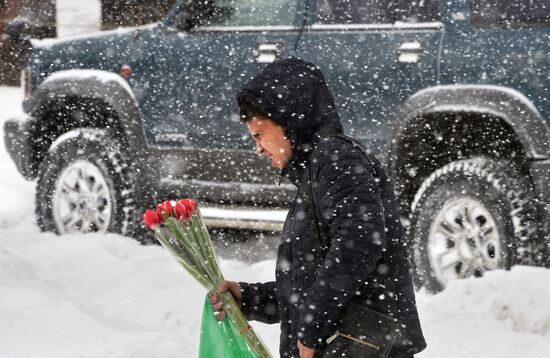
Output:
[{"xmin": 326, "ymin": 330, "xmax": 380, "ymax": 350}]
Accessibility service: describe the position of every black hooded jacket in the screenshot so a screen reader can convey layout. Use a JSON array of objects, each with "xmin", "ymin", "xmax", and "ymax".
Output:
[{"xmin": 236, "ymin": 58, "xmax": 426, "ymax": 357}]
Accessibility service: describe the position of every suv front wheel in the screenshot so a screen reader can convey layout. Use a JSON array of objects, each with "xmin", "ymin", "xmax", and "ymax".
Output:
[
  {"xmin": 36, "ymin": 128, "xmax": 141, "ymax": 238},
  {"xmin": 408, "ymin": 157, "xmax": 538, "ymax": 292}
]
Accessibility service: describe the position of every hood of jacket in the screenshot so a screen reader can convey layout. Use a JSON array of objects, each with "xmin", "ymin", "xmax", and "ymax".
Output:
[{"xmin": 236, "ymin": 58, "xmax": 344, "ymax": 186}]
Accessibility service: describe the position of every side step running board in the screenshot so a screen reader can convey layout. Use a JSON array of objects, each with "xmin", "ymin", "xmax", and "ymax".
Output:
[{"xmin": 200, "ymin": 205, "xmax": 288, "ymax": 231}]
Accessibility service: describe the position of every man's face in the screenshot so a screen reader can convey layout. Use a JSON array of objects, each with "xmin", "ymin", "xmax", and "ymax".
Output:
[{"xmin": 246, "ymin": 115, "xmax": 292, "ymax": 170}]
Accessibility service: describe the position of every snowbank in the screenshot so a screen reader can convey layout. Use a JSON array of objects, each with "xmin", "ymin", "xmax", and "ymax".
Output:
[
  {"xmin": 0, "ymin": 226, "xmax": 280, "ymax": 358},
  {"xmin": 416, "ymin": 267, "xmax": 550, "ymax": 358},
  {"xmin": 1, "ymin": 226, "xmax": 549, "ymax": 358},
  {"xmin": 0, "ymin": 86, "xmax": 35, "ymax": 228}
]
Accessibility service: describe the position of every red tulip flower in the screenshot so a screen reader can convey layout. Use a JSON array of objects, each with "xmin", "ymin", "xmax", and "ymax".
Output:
[
  {"xmin": 143, "ymin": 209, "xmax": 160, "ymax": 229},
  {"xmin": 174, "ymin": 202, "xmax": 191, "ymax": 221},
  {"xmin": 155, "ymin": 207, "xmax": 164, "ymax": 224},
  {"xmin": 156, "ymin": 200, "xmax": 173, "ymax": 223},
  {"xmin": 179, "ymin": 199, "xmax": 197, "ymax": 213},
  {"xmin": 158, "ymin": 200, "xmax": 173, "ymax": 215}
]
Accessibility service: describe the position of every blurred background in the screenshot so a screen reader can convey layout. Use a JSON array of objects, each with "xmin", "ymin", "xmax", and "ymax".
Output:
[{"xmin": 0, "ymin": 0, "xmax": 176, "ymax": 85}]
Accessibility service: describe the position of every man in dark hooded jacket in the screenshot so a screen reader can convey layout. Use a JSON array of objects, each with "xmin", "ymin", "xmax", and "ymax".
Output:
[{"xmin": 209, "ymin": 58, "xmax": 426, "ymax": 358}]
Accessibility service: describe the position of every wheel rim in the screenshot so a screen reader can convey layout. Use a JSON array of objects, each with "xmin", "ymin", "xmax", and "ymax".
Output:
[
  {"xmin": 52, "ymin": 160, "xmax": 112, "ymax": 234},
  {"xmin": 428, "ymin": 197, "xmax": 501, "ymax": 286}
]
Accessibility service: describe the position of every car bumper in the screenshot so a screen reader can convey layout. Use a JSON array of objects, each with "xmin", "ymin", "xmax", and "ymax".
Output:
[{"xmin": 3, "ymin": 114, "xmax": 35, "ymax": 180}]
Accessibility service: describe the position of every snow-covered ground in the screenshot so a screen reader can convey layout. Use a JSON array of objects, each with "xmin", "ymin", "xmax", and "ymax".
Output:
[
  {"xmin": 0, "ymin": 86, "xmax": 35, "ymax": 228},
  {"xmin": 1, "ymin": 85, "xmax": 550, "ymax": 357}
]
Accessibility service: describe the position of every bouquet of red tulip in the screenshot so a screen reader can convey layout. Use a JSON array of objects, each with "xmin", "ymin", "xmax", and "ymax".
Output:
[{"xmin": 143, "ymin": 199, "xmax": 272, "ymax": 358}]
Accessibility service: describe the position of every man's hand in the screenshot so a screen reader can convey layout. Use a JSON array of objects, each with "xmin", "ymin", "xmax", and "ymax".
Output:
[
  {"xmin": 297, "ymin": 339, "xmax": 315, "ymax": 358},
  {"xmin": 209, "ymin": 280, "xmax": 242, "ymax": 321}
]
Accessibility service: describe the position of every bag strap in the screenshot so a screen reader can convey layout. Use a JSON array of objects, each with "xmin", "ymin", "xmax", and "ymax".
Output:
[{"xmin": 306, "ymin": 134, "xmax": 398, "ymax": 308}]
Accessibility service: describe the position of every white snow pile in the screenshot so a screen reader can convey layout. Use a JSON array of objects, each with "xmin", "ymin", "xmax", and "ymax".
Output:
[
  {"xmin": 1, "ymin": 227, "xmax": 549, "ymax": 358},
  {"xmin": 1, "ymin": 85, "xmax": 550, "ymax": 357},
  {"xmin": 421, "ymin": 268, "xmax": 550, "ymax": 337},
  {"xmin": 0, "ymin": 87, "xmax": 35, "ymax": 229},
  {"xmin": 0, "ymin": 227, "xmax": 280, "ymax": 358},
  {"xmin": 416, "ymin": 267, "xmax": 550, "ymax": 358}
]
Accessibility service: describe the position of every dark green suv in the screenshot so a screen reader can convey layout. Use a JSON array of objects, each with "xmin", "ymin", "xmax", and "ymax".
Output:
[{"xmin": 4, "ymin": 0, "xmax": 550, "ymax": 291}]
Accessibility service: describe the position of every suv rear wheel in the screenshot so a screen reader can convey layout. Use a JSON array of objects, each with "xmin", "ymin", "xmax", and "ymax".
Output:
[
  {"xmin": 408, "ymin": 157, "xmax": 537, "ymax": 292},
  {"xmin": 36, "ymin": 129, "xmax": 142, "ymax": 238}
]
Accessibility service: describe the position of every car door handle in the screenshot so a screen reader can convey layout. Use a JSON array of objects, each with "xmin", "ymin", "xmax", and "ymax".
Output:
[
  {"xmin": 253, "ymin": 43, "xmax": 282, "ymax": 63},
  {"xmin": 396, "ymin": 41, "xmax": 423, "ymax": 64}
]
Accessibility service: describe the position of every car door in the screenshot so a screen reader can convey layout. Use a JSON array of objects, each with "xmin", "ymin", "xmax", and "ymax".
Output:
[
  {"xmin": 442, "ymin": 0, "xmax": 550, "ymax": 126},
  {"xmin": 177, "ymin": 0, "xmax": 304, "ymax": 152},
  {"xmin": 296, "ymin": 0, "xmax": 442, "ymax": 156},
  {"xmin": 130, "ymin": 0, "xmax": 305, "ymax": 205}
]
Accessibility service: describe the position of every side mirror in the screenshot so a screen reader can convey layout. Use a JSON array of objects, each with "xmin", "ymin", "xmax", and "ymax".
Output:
[{"xmin": 5, "ymin": 17, "xmax": 32, "ymax": 48}]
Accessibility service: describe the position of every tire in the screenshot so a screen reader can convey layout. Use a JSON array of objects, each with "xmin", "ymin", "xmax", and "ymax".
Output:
[
  {"xmin": 408, "ymin": 157, "xmax": 538, "ymax": 293},
  {"xmin": 36, "ymin": 128, "xmax": 147, "ymax": 242}
]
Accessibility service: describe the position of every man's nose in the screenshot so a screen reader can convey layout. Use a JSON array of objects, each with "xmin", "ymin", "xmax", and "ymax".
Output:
[{"xmin": 255, "ymin": 143, "xmax": 265, "ymax": 155}]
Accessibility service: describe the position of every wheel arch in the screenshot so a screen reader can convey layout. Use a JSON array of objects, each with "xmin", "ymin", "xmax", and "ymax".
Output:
[
  {"xmin": 24, "ymin": 69, "xmax": 148, "ymax": 178},
  {"xmin": 387, "ymin": 85, "xmax": 549, "ymax": 215}
]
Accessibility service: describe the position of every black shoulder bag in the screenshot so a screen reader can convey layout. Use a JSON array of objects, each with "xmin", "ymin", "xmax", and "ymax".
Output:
[{"xmin": 306, "ymin": 135, "xmax": 400, "ymax": 358}]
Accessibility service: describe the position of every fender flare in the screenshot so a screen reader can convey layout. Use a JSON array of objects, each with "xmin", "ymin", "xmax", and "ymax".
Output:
[
  {"xmin": 388, "ymin": 85, "xmax": 550, "ymax": 178},
  {"xmin": 25, "ymin": 69, "xmax": 148, "ymax": 158}
]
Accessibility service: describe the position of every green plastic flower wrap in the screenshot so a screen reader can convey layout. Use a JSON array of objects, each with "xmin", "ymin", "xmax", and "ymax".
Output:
[
  {"xmin": 199, "ymin": 295, "xmax": 260, "ymax": 358},
  {"xmin": 143, "ymin": 199, "xmax": 272, "ymax": 358}
]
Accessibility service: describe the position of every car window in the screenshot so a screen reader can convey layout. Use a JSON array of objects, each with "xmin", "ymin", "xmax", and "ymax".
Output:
[
  {"xmin": 315, "ymin": 0, "xmax": 440, "ymax": 25},
  {"xmin": 316, "ymin": 0, "xmax": 395, "ymax": 24},
  {"xmin": 471, "ymin": 0, "xmax": 550, "ymax": 27},
  {"xmin": 197, "ymin": 0, "xmax": 299, "ymax": 27},
  {"xmin": 394, "ymin": 0, "xmax": 440, "ymax": 23}
]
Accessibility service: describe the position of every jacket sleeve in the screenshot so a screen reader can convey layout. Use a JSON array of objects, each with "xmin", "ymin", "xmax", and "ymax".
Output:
[
  {"xmin": 238, "ymin": 281, "xmax": 280, "ymax": 324},
  {"xmin": 298, "ymin": 141, "xmax": 386, "ymax": 349}
]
